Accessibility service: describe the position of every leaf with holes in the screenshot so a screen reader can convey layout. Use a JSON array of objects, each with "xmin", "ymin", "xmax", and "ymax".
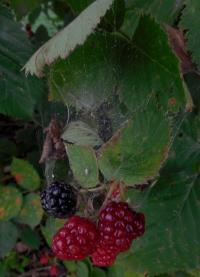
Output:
[
  {"xmin": 0, "ymin": 221, "xmax": 18, "ymax": 258},
  {"xmin": 0, "ymin": 5, "xmax": 43, "ymax": 119},
  {"xmin": 23, "ymin": 0, "xmax": 114, "ymax": 77},
  {"xmin": 98, "ymin": 100, "xmax": 170, "ymax": 185},
  {"xmin": 11, "ymin": 158, "xmax": 40, "ymax": 191},
  {"xmin": 62, "ymin": 121, "xmax": 103, "ymax": 147},
  {"xmin": 66, "ymin": 144, "xmax": 99, "ymax": 188},
  {"xmin": 16, "ymin": 193, "xmax": 43, "ymax": 229},
  {"xmin": 120, "ymin": 15, "xmax": 186, "ymax": 113},
  {"xmin": 0, "ymin": 186, "xmax": 22, "ymax": 221}
]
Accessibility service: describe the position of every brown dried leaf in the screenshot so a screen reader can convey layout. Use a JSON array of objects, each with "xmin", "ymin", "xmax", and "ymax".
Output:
[{"xmin": 39, "ymin": 119, "xmax": 66, "ymax": 163}]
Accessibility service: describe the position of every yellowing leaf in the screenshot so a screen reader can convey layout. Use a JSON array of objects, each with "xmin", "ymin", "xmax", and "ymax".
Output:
[
  {"xmin": 16, "ymin": 193, "xmax": 43, "ymax": 229},
  {"xmin": 11, "ymin": 158, "xmax": 40, "ymax": 191},
  {"xmin": 0, "ymin": 186, "xmax": 22, "ymax": 220}
]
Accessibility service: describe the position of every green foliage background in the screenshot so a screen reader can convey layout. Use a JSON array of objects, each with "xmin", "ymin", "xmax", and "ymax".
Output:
[{"xmin": 0, "ymin": 0, "xmax": 200, "ymax": 276}]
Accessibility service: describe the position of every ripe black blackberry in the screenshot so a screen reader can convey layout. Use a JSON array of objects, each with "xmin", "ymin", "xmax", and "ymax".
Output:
[{"xmin": 41, "ymin": 181, "xmax": 77, "ymax": 218}]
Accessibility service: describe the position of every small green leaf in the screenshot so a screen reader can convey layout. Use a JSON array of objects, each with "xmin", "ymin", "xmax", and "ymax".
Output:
[
  {"xmin": 66, "ymin": 144, "xmax": 99, "ymax": 188},
  {"xmin": 16, "ymin": 193, "xmax": 43, "ymax": 229},
  {"xmin": 62, "ymin": 121, "xmax": 103, "ymax": 147},
  {"xmin": 0, "ymin": 186, "xmax": 22, "ymax": 221},
  {"xmin": 0, "ymin": 221, "xmax": 18, "ymax": 258},
  {"xmin": 11, "ymin": 158, "xmax": 40, "ymax": 191},
  {"xmin": 98, "ymin": 100, "xmax": 170, "ymax": 185},
  {"xmin": 77, "ymin": 261, "xmax": 89, "ymax": 277},
  {"xmin": 20, "ymin": 227, "xmax": 40, "ymax": 249},
  {"xmin": 41, "ymin": 217, "xmax": 65, "ymax": 246}
]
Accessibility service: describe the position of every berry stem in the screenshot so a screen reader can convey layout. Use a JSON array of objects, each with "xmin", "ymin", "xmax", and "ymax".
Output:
[
  {"xmin": 100, "ymin": 180, "xmax": 122, "ymax": 209},
  {"xmin": 79, "ymin": 183, "xmax": 107, "ymax": 194}
]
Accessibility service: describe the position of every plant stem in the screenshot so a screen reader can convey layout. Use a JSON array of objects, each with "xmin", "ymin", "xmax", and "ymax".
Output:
[
  {"xmin": 16, "ymin": 266, "xmax": 51, "ymax": 277},
  {"xmin": 79, "ymin": 183, "xmax": 107, "ymax": 194}
]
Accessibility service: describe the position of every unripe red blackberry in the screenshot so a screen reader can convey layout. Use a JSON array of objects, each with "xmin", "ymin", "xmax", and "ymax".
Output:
[
  {"xmin": 97, "ymin": 201, "xmax": 145, "ymax": 253},
  {"xmin": 92, "ymin": 245, "xmax": 117, "ymax": 266},
  {"xmin": 52, "ymin": 216, "xmax": 98, "ymax": 261}
]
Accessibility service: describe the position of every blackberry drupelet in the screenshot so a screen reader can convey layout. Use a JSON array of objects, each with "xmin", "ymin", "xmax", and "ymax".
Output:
[{"xmin": 40, "ymin": 181, "xmax": 77, "ymax": 218}]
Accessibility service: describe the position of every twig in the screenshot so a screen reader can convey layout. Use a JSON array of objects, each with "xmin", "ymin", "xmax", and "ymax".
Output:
[
  {"xmin": 16, "ymin": 266, "xmax": 51, "ymax": 277},
  {"xmin": 79, "ymin": 183, "xmax": 107, "ymax": 194}
]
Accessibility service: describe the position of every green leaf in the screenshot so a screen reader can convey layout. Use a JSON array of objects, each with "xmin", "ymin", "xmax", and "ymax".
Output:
[
  {"xmin": 120, "ymin": 9, "xmax": 140, "ymax": 38},
  {"xmin": 0, "ymin": 138, "xmax": 17, "ymax": 164},
  {"xmin": 120, "ymin": 15, "xmax": 186, "ymax": 112},
  {"xmin": 77, "ymin": 261, "xmax": 89, "ymax": 277},
  {"xmin": 123, "ymin": 116, "xmax": 200, "ymax": 275},
  {"xmin": 16, "ymin": 193, "xmax": 43, "ymax": 229},
  {"xmin": 0, "ymin": 5, "xmax": 44, "ymax": 119},
  {"xmin": 184, "ymin": 73, "xmax": 200, "ymax": 117},
  {"xmin": 48, "ymin": 33, "xmax": 120, "ymax": 111},
  {"xmin": 180, "ymin": 0, "xmax": 200, "ymax": 69},
  {"xmin": 63, "ymin": 261, "xmax": 77, "ymax": 273},
  {"xmin": 20, "ymin": 227, "xmax": 40, "ymax": 249},
  {"xmin": 66, "ymin": 144, "xmax": 99, "ymax": 188},
  {"xmin": 98, "ymin": 100, "xmax": 170, "ymax": 185},
  {"xmin": 108, "ymin": 261, "xmax": 147, "ymax": 277},
  {"xmin": 0, "ymin": 186, "xmax": 22, "ymax": 221},
  {"xmin": 0, "ymin": 221, "xmax": 18, "ymax": 258},
  {"xmin": 62, "ymin": 121, "xmax": 103, "ymax": 147},
  {"xmin": 41, "ymin": 217, "xmax": 65, "ymax": 246},
  {"xmin": 67, "ymin": 0, "xmax": 94, "ymax": 13},
  {"xmin": 92, "ymin": 267, "xmax": 107, "ymax": 277},
  {"xmin": 11, "ymin": 158, "xmax": 40, "ymax": 191},
  {"xmin": 124, "ymin": 174, "xmax": 200, "ymax": 275},
  {"xmin": 23, "ymin": 0, "xmax": 115, "ymax": 77},
  {"xmin": 125, "ymin": 0, "xmax": 178, "ymax": 23},
  {"xmin": 100, "ymin": 0, "xmax": 125, "ymax": 31}
]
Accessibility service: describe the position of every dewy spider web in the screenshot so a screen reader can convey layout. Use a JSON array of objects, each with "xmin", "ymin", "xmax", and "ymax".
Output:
[{"xmin": 37, "ymin": 14, "xmax": 188, "ymax": 207}]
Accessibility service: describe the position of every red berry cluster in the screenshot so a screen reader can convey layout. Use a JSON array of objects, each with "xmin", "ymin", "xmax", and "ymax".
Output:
[
  {"xmin": 52, "ymin": 216, "xmax": 98, "ymax": 260},
  {"xmin": 52, "ymin": 201, "xmax": 145, "ymax": 267},
  {"xmin": 92, "ymin": 201, "xmax": 145, "ymax": 266}
]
